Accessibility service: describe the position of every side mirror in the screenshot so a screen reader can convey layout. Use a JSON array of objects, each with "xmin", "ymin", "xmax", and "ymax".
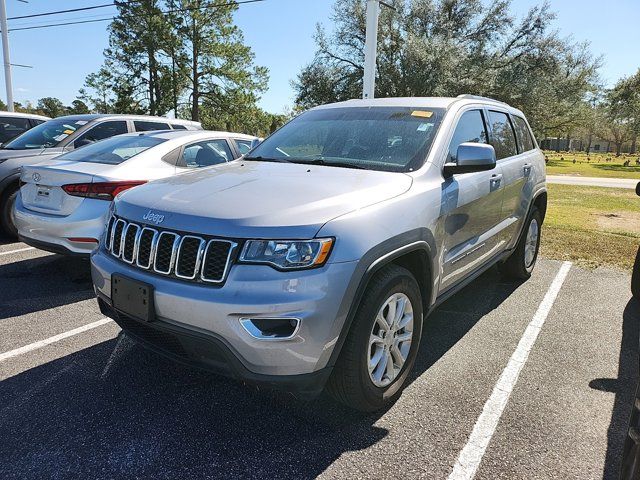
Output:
[
  {"xmin": 443, "ymin": 142, "xmax": 496, "ymax": 176},
  {"xmin": 250, "ymin": 138, "xmax": 262, "ymax": 150},
  {"xmin": 636, "ymin": 181, "xmax": 640, "ymax": 197},
  {"xmin": 74, "ymin": 138, "xmax": 94, "ymax": 149}
]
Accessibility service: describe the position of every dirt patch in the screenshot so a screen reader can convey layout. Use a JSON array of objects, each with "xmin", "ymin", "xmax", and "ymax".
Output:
[{"xmin": 594, "ymin": 211, "xmax": 640, "ymax": 233}]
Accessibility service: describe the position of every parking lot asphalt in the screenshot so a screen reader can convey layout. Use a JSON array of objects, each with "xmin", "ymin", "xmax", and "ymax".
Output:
[{"xmin": 0, "ymin": 235, "xmax": 638, "ymax": 480}]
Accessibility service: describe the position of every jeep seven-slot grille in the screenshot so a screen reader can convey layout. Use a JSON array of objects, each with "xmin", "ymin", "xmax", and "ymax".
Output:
[{"xmin": 105, "ymin": 216, "xmax": 236, "ymax": 284}]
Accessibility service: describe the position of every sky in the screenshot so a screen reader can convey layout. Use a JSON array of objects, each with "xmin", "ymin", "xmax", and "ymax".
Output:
[{"xmin": 3, "ymin": 0, "xmax": 640, "ymax": 114}]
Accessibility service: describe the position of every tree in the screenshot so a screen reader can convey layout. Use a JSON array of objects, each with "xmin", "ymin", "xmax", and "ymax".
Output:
[
  {"xmin": 105, "ymin": 0, "xmax": 179, "ymax": 115},
  {"xmin": 37, "ymin": 97, "xmax": 67, "ymax": 118},
  {"xmin": 294, "ymin": 0, "xmax": 601, "ymax": 137},
  {"xmin": 173, "ymin": 0, "xmax": 268, "ymax": 122},
  {"xmin": 607, "ymin": 69, "xmax": 640, "ymax": 154},
  {"xmin": 68, "ymin": 99, "xmax": 90, "ymax": 115},
  {"xmin": 79, "ymin": 66, "xmax": 115, "ymax": 113}
]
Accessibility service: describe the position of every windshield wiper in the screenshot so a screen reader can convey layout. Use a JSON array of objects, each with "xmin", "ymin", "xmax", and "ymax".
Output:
[
  {"xmin": 291, "ymin": 158, "xmax": 366, "ymax": 170},
  {"xmin": 243, "ymin": 155, "xmax": 290, "ymax": 163}
]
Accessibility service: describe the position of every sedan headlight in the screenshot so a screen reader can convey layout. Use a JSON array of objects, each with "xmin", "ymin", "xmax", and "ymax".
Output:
[{"xmin": 239, "ymin": 238, "xmax": 334, "ymax": 270}]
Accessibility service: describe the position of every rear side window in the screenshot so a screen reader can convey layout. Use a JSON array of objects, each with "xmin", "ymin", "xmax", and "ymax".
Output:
[
  {"xmin": 171, "ymin": 124, "xmax": 187, "ymax": 130},
  {"xmin": 179, "ymin": 139, "xmax": 233, "ymax": 168},
  {"xmin": 0, "ymin": 116, "xmax": 32, "ymax": 143},
  {"xmin": 134, "ymin": 120, "xmax": 171, "ymax": 132},
  {"xmin": 447, "ymin": 110, "xmax": 488, "ymax": 162},
  {"xmin": 513, "ymin": 116, "xmax": 535, "ymax": 152},
  {"xmin": 73, "ymin": 120, "xmax": 128, "ymax": 148},
  {"xmin": 487, "ymin": 111, "xmax": 518, "ymax": 160}
]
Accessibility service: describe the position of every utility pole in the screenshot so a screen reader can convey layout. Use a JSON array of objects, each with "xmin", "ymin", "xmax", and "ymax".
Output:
[
  {"xmin": 362, "ymin": 0, "xmax": 379, "ymax": 100},
  {"xmin": 0, "ymin": 0, "xmax": 13, "ymax": 111}
]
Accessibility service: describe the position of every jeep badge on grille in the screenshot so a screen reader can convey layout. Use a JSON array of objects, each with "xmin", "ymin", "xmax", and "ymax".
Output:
[{"xmin": 142, "ymin": 210, "xmax": 165, "ymax": 225}]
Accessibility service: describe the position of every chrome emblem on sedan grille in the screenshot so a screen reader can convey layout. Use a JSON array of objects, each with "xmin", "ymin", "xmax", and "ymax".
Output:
[
  {"xmin": 32, "ymin": 172, "xmax": 41, "ymax": 182},
  {"xmin": 142, "ymin": 210, "xmax": 165, "ymax": 225}
]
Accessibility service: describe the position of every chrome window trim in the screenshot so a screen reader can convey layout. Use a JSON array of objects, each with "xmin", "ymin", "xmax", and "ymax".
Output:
[
  {"xmin": 201, "ymin": 239, "xmax": 237, "ymax": 284},
  {"xmin": 121, "ymin": 223, "xmax": 141, "ymax": 264},
  {"xmin": 153, "ymin": 231, "xmax": 180, "ymax": 275},
  {"xmin": 110, "ymin": 219, "xmax": 127, "ymax": 258},
  {"xmin": 136, "ymin": 227, "xmax": 158, "ymax": 269},
  {"xmin": 175, "ymin": 235, "xmax": 206, "ymax": 280}
]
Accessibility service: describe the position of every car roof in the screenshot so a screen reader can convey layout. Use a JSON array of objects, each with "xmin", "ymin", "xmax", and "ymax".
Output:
[
  {"xmin": 312, "ymin": 95, "xmax": 525, "ymax": 116},
  {"xmin": 0, "ymin": 110, "xmax": 50, "ymax": 120},
  {"xmin": 117, "ymin": 129, "xmax": 257, "ymax": 141},
  {"xmin": 49, "ymin": 113, "xmax": 202, "ymax": 127}
]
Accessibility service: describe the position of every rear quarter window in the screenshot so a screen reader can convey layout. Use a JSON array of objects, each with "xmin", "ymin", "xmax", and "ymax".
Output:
[
  {"xmin": 134, "ymin": 120, "xmax": 171, "ymax": 132},
  {"xmin": 513, "ymin": 116, "xmax": 536, "ymax": 152}
]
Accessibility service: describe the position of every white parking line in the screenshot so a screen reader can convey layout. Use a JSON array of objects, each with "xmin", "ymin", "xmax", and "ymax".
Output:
[
  {"xmin": 0, "ymin": 246, "xmax": 35, "ymax": 256},
  {"xmin": 0, "ymin": 318, "xmax": 114, "ymax": 362},
  {"xmin": 448, "ymin": 261, "xmax": 572, "ymax": 480}
]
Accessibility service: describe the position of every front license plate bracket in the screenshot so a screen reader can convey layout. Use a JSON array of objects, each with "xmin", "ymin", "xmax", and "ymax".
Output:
[{"xmin": 112, "ymin": 274, "xmax": 154, "ymax": 322}]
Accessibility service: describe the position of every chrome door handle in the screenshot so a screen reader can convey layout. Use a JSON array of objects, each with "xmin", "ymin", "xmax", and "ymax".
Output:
[
  {"xmin": 523, "ymin": 163, "xmax": 532, "ymax": 175},
  {"xmin": 490, "ymin": 173, "xmax": 502, "ymax": 189}
]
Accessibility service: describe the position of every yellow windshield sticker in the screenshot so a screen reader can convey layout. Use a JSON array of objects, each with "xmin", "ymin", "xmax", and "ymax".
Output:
[
  {"xmin": 63, "ymin": 129, "xmax": 74, "ymax": 135},
  {"xmin": 411, "ymin": 110, "xmax": 433, "ymax": 118}
]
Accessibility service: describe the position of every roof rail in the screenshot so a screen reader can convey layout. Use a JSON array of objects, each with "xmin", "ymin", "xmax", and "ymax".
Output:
[{"xmin": 456, "ymin": 94, "xmax": 509, "ymax": 106}]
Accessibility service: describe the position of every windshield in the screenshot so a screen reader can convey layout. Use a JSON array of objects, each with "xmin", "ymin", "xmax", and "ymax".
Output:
[
  {"xmin": 247, "ymin": 106, "xmax": 445, "ymax": 172},
  {"xmin": 56, "ymin": 135, "xmax": 166, "ymax": 165},
  {"xmin": 3, "ymin": 118, "xmax": 90, "ymax": 150}
]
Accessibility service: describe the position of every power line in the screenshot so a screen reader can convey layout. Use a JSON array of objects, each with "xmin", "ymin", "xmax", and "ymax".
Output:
[
  {"xmin": 6, "ymin": 0, "xmax": 267, "ymax": 32},
  {"xmin": 7, "ymin": 2, "xmax": 126, "ymax": 21}
]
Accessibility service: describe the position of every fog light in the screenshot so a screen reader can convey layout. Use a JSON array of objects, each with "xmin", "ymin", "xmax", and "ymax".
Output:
[{"xmin": 239, "ymin": 317, "xmax": 300, "ymax": 340}]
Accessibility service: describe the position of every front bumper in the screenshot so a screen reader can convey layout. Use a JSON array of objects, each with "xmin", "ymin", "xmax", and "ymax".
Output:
[
  {"xmin": 14, "ymin": 194, "xmax": 108, "ymax": 255},
  {"xmin": 91, "ymin": 249, "xmax": 359, "ymax": 381}
]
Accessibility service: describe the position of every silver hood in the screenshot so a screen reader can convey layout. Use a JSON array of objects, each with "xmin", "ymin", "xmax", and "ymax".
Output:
[{"xmin": 114, "ymin": 160, "xmax": 413, "ymax": 238}]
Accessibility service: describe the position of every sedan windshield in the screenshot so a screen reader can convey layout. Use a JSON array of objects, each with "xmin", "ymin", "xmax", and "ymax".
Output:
[
  {"xmin": 57, "ymin": 135, "xmax": 166, "ymax": 165},
  {"xmin": 3, "ymin": 118, "xmax": 90, "ymax": 150},
  {"xmin": 246, "ymin": 106, "xmax": 445, "ymax": 172}
]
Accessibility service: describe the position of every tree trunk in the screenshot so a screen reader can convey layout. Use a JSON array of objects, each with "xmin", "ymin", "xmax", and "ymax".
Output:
[
  {"xmin": 631, "ymin": 135, "xmax": 637, "ymax": 155},
  {"xmin": 191, "ymin": 18, "xmax": 199, "ymax": 122},
  {"xmin": 616, "ymin": 142, "xmax": 622, "ymax": 156},
  {"xmin": 148, "ymin": 49, "xmax": 156, "ymax": 115},
  {"xmin": 586, "ymin": 133, "xmax": 593, "ymax": 154}
]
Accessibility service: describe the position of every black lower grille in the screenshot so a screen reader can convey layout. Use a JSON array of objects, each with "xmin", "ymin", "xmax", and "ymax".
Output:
[{"xmin": 116, "ymin": 314, "xmax": 188, "ymax": 358}]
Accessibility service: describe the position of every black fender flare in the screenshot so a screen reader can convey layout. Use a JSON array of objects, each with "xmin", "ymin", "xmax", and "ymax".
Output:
[{"xmin": 324, "ymin": 228, "xmax": 437, "ymax": 370}]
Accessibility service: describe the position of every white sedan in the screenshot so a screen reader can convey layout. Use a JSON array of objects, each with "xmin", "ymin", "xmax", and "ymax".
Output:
[{"xmin": 14, "ymin": 129, "xmax": 257, "ymax": 255}]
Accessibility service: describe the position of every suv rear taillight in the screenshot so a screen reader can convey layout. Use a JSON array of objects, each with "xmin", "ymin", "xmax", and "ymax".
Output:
[{"xmin": 62, "ymin": 181, "xmax": 147, "ymax": 201}]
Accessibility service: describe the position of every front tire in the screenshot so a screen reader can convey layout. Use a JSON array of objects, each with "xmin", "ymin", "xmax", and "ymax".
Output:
[
  {"xmin": 500, "ymin": 207, "xmax": 542, "ymax": 280},
  {"xmin": 0, "ymin": 185, "xmax": 18, "ymax": 238},
  {"xmin": 327, "ymin": 264, "xmax": 423, "ymax": 411}
]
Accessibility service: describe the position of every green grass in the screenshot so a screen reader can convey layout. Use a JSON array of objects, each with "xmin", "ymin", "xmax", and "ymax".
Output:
[
  {"xmin": 544, "ymin": 150, "xmax": 640, "ymax": 179},
  {"xmin": 540, "ymin": 184, "xmax": 640, "ymax": 269}
]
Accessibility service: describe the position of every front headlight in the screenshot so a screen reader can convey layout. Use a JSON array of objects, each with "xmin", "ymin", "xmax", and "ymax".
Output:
[{"xmin": 239, "ymin": 238, "xmax": 334, "ymax": 270}]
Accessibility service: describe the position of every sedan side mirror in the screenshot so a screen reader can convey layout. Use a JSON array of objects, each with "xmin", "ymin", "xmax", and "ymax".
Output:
[
  {"xmin": 250, "ymin": 138, "xmax": 262, "ymax": 150},
  {"xmin": 443, "ymin": 142, "xmax": 496, "ymax": 176}
]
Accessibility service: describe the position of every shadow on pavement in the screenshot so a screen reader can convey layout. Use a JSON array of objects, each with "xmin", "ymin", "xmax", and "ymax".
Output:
[
  {"xmin": 0, "ymin": 254, "xmax": 94, "ymax": 320},
  {"xmin": 0, "ymin": 266, "xmax": 520, "ymax": 479},
  {"xmin": 590, "ymin": 298, "xmax": 640, "ymax": 479}
]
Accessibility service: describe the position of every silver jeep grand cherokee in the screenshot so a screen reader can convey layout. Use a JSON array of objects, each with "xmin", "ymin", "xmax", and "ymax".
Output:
[{"xmin": 91, "ymin": 96, "xmax": 546, "ymax": 411}]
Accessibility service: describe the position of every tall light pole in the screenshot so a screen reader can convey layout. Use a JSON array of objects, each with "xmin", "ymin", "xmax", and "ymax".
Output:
[
  {"xmin": 0, "ymin": 0, "xmax": 13, "ymax": 111},
  {"xmin": 362, "ymin": 0, "xmax": 379, "ymax": 100}
]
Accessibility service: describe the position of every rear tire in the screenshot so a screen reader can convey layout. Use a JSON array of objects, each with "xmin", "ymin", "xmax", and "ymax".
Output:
[
  {"xmin": 0, "ymin": 184, "xmax": 18, "ymax": 238},
  {"xmin": 327, "ymin": 264, "xmax": 423, "ymax": 412},
  {"xmin": 632, "ymin": 247, "xmax": 640, "ymax": 300},
  {"xmin": 499, "ymin": 207, "xmax": 542, "ymax": 281}
]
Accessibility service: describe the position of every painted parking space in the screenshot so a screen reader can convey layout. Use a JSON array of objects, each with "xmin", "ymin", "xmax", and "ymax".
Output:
[{"xmin": 0, "ymin": 253, "xmax": 635, "ymax": 479}]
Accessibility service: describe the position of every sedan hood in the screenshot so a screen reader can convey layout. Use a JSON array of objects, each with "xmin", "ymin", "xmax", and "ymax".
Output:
[{"xmin": 115, "ymin": 160, "xmax": 413, "ymax": 238}]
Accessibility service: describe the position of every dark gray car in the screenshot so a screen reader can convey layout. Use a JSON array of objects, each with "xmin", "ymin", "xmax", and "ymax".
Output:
[{"xmin": 0, "ymin": 114, "xmax": 202, "ymax": 236}]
